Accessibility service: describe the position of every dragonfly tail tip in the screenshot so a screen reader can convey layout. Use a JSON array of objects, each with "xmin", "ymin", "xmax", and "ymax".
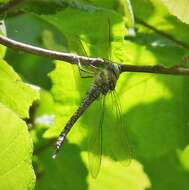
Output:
[{"xmin": 52, "ymin": 153, "xmax": 57, "ymax": 159}]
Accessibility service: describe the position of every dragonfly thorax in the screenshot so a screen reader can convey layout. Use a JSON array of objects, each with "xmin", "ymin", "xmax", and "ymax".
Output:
[{"xmin": 94, "ymin": 63, "xmax": 120, "ymax": 95}]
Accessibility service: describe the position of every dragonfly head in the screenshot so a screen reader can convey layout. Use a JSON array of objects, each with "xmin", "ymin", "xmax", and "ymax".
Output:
[
  {"xmin": 108, "ymin": 63, "xmax": 120, "ymax": 79},
  {"xmin": 95, "ymin": 63, "xmax": 121, "ymax": 95},
  {"xmin": 106, "ymin": 63, "xmax": 121, "ymax": 91}
]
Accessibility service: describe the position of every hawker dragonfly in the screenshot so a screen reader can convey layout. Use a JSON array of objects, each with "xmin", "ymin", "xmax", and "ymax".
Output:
[{"xmin": 53, "ymin": 19, "xmax": 132, "ymax": 178}]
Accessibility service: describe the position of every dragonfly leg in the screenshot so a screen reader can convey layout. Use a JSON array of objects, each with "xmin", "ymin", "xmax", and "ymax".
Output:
[
  {"xmin": 78, "ymin": 67, "xmax": 94, "ymax": 78},
  {"xmin": 81, "ymin": 76, "xmax": 94, "ymax": 78},
  {"xmin": 76, "ymin": 56, "xmax": 95, "ymax": 78}
]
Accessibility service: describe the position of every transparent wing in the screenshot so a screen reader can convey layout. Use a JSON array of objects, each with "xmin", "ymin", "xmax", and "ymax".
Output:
[
  {"xmin": 107, "ymin": 91, "xmax": 133, "ymax": 165},
  {"xmin": 66, "ymin": 36, "xmax": 95, "ymax": 102},
  {"xmin": 88, "ymin": 96, "xmax": 105, "ymax": 178},
  {"xmin": 77, "ymin": 38, "xmax": 100, "ymax": 77}
]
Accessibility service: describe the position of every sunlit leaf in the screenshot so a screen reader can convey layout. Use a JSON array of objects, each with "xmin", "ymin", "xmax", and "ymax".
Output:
[
  {"xmin": 132, "ymin": 0, "xmax": 189, "ymax": 45},
  {"xmin": 178, "ymin": 145, "xmax": 189, "ymax": 171},
  {"xmin": 0, "ymin": 60, "xmax": 39, "ymax": 118},
  {"xmin": 35, "ymin": 145, "xmax": 151, "ymax": 190},
  {"xmin": 0, "ymin": 0, "xmax": 9, "ymax": 3},
  {"xmin": 0, "ymin": 103, "xmax": 35, "ymax": 190},
  {"xmin": 39, "ymin": 6, "xmax": 126, "ymax": 61},
  {"xmin": 160, "ymin": 0, "xmax": 189, "ymax": 24}
]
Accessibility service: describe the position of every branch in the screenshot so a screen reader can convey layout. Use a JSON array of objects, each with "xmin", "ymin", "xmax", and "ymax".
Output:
[
  {"xmin": 120, "ymin": 64, "xmax": 189, "ymax": 75},
  {"xmin": 1, "ymin": 35, "xmax": 189, "ymax": 76},
  {"xmin": 0, "ymin": 35, "xmax": 105, "ymax": 67},
  {"xmin": 136, "ymin": 17, "xmax": 189, "ymax": 50},
  {"xmin": 0, "ymin": 0, "xmax": 24, "ymax": 15}
]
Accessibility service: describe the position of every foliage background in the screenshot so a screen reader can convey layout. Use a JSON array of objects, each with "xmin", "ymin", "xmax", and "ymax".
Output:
[{"xmin": 1, "ymin": 0, "xmax": 189, "ymax": 190}]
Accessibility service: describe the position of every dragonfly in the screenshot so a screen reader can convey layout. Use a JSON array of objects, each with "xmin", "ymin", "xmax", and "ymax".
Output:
[{"xmin": 53, "ymin": 19, "xmax": 132, "ymax": 178}]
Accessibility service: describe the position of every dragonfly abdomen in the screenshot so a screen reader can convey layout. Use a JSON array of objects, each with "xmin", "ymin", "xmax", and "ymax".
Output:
[{"xmin": 53, "ymin": 84, "xmax": 101, "ymax": 158}]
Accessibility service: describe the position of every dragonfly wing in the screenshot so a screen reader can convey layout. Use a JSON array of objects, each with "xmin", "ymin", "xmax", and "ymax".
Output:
[
  {"xmin": 108, "ymin": 91, "xmax": 133, "ymax": 165},
  {"xmin": 88, "ymin": 96, "xmax": 105, "ymax": 178}
]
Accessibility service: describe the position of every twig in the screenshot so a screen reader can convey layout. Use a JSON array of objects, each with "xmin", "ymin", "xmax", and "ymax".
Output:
[
  {"xmin": 1, "ymin": 35, "xmax": 189, "ymax": 76},
  {"xmin": 120, "ymin": 64, "xmax": 189, "ymax": 75},
  {"xmin": 0, "ymin": 35, "xmax": 105, "ymax": 67},
  {"xmin": 0, "ymin": 0, "xmax": 24, "ymax": 15},
  {"xmin": 136, "ymin": 17, "xmax": 189, "ymax": 50}
]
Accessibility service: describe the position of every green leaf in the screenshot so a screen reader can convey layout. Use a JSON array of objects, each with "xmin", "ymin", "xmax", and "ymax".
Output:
[
  {"xmin": 5, "ymin": 14, "xmax": 54, "ymax": 89},
  {"xmin": 75, "ymin": 0, "xmax": 135, "ymax": 28},
  {"xmin": 35, "ymin": 146, "xmax": 150, "ymax": 190},
  {"xmin": 39, "ymin": 6, "xmax": 126, "ymax": 61},
  {"xmin": 35, "ymin": 144, "xmax": 88, "ymax": 190},
  {"xmin": 0, "ymin": 0, "xmax": 9, "ymax": 3},
  {"xmin": 178, "ymin": 145, "xmax": 189, "ymax": 171},
  {"xmin": 132, "ymin": 0, "xmax": 189, "ymax": 45},
  {"xmin": 0, "ymin": 60, "xmax": 39, "ymax": 118},
  {"xmin": 160, "ymin": 0, "xmax": 189, "ymax": 24},
  {"xmin": 23, "ymin": 0, "xmax": 67, "ymax": 15},
  {"xmin": 0, "ymin": 103, "xmax": 35, "ymax": 190},
  {"xmin": 85, "ymin": 157, "xmax": 151, "ymax": 190}
]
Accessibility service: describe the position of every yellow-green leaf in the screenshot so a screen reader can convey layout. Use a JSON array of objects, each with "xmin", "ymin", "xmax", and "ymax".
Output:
[
  {"xmin": 0, "ymin": 60, "xmax": 39, "ymax": 118},
  {"xmin": 0, "ymin": 103, "xmax": 35, "ymax": 190},
  {"xmin": 160, "ymin": 0, "xmax": 189, "ymax": 24}
]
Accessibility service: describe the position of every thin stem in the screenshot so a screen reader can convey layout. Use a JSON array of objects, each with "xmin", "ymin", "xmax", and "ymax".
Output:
[
  {"xmin": 136, "ymin": 17, "xmax": 189, "ymax": 50},
  {"xmin": 120, "ymin": 64, "xmax": 189, "ymax": 75},
  {"xmin": 1, "ymin": 35, "xmax": 189, "ymax": 76}
]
